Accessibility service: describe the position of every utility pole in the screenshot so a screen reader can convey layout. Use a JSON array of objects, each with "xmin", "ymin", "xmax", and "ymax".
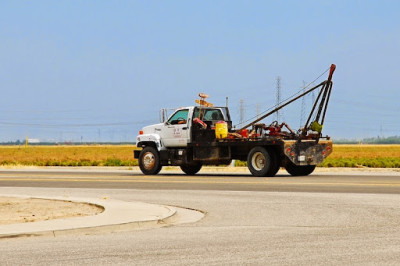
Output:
[
  {"xmin": 276, "ymin": 76, "xmax": 281, "ymax": 121},
  {"xmin": 300, "ymin": 80, "xmax": 306, "ymax": 128},
  {"xmin": 256, "ymin": 103, "xmax": 260, "ymax": 119},
  {"xmin": 240, "ymin": 99, "xmax": 245, "ymax": 125}
]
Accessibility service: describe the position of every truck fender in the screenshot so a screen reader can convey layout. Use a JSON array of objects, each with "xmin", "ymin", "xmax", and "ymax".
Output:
[{"xmin": 136, "ymin": 133, "xmax": 164, "ymax": 151}]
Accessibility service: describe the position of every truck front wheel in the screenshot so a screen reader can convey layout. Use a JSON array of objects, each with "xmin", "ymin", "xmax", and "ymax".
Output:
[
  {"xmin": 285, "ymin": 161, "xmax": 316, "ymax": 176},
  {"xmin": 180, "ymin": 163, "xmax": 202, "ymax": 175},
  {"xmin": 247, "ymin": 147, "xmax": 273, "ymax": 177},
  {"xmin": 139, "ymin": 146, "xmax": 162, "ymax": 175}
]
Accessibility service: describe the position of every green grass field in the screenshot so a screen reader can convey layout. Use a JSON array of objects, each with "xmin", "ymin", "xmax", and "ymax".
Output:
[{"xmin": 0, "ymin": 144, "xmax": 399, "ymax": 168}]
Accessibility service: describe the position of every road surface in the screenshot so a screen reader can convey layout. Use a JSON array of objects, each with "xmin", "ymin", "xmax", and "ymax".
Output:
[
  {"xmin": 0, "ymin": 168, "xmax": 400, "ymax": 265},
  {"xmin": 0, "ymin": 168, "xmax": 400, "ymax": 193}
]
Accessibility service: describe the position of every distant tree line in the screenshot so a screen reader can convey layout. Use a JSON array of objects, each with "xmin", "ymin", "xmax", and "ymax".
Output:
[
  {"xmin": 334, "ymin": 136, "xmax": 400, "ymax": 144},
  {"xmin": 0, "ymin": 141, "xmax": 136, "ymax": 146}
]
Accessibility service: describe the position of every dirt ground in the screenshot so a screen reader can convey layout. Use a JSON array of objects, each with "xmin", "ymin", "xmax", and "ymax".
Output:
[{"xmin": 0, "ymin": 197, "xmax": 104, "ymax": 225}]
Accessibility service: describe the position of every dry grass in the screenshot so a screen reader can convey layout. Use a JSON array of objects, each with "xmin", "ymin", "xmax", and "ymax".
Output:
[
  {"xmin": 0, "ymin": 145, "xmax": 139, "ymax": 166},
  {"xmin": 320, "ymin": 144, "xmax": 400, "ymax": 168},
  {"xmin": 329, "ymin": 145, "xmax": 400, "ymax": 159},
  {"xmin": 0, "ymin": 144, "xmax": 399, "ymax": 168}
]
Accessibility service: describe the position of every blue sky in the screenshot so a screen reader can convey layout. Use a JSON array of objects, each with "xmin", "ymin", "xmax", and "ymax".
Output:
[{"xmin": 0, "ymin": 0, "xmax": 399, "ymax": 142}]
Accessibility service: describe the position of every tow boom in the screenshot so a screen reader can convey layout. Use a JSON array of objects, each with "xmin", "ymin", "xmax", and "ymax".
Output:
[{"xmin": 239, "ymin": 64, "xmax": 336, "ymax": 139}]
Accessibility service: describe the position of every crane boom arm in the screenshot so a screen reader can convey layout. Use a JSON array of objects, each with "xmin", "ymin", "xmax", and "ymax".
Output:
[{"xmin": 239, "ymin": 64, "xmax": 336, "ymax": 132}]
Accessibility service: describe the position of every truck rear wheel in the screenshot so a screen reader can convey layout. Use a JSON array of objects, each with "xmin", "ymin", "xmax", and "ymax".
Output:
[
  {"xmin": 285, "ymin": 161, "xmax": 316, "ymax": 176},
  {"xmin": 139, "ymin": 146, "xmax": 162, "ymax": 175},
  {"xmin": 180, "ymin": 163, "xmax": 202, "ymax": 175},
  {"xmin": 247, "ymin": 147, "xmax": 273, "ymax": 177}
]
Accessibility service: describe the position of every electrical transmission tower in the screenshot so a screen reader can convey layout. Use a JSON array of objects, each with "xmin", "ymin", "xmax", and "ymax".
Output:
[
  {"xmin": 276, "ymin": 76, "xmax": 282, "ymax": 121},
  {"xmin": 311, "ymin": 82, "xmax": 316, "ymax": 103},
  {"xmin": 240, "ymin": 99, "xmax": 245, "ymax": 125}
]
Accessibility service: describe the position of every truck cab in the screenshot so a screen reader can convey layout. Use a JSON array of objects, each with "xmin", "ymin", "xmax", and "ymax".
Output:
[
  {"xmin": 134, "ymin": 106, "xmax": 233, "ymax": 175},
  {"xmin": 136, "ymin": 106, "xmax": 231, "ymax": 149}
]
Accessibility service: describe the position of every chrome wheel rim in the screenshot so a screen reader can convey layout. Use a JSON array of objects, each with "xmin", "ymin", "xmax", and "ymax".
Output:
[
  {"xmin": 142, "ymin": 152, "xmax": 156, "ymax": 170},
  {"xmin": 252, "ymin": 152, "xmax": 265, "ymax": 171}
]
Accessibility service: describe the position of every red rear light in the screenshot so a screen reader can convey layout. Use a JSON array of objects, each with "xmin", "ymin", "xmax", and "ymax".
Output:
[{"xmin": 139, "ymin": 130, "xmax": 143, "ymax": 135}]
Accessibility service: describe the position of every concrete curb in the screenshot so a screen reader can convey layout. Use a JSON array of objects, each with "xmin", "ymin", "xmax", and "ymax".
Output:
[
  {"xmin": 0, "ymin": 194, "xmax": 177, "ymax": 238},
  {"xmin": 1, "ymin": 166, "xmax": 400, "ymax": 175}
]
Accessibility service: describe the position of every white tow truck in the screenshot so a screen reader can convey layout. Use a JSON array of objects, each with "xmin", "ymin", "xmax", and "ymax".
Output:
[{"xmin": 134, "ymin": 64, "xmax": 336, "ymax": 177}]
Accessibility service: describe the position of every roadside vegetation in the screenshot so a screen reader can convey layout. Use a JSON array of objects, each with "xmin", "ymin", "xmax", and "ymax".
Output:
[
  {"xmin": 0, "ymin": 144, "xmax": 399, "ymax": 168},
  {"xmin": 319, "ymin": 145, "xmax": 400, "ymax": 168},
  {"xmin": 0, "ymin": 145, "xmax": 139, "ymax": 167}
]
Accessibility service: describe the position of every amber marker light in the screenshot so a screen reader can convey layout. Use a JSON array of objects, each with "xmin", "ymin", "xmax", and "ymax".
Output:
[{"xmin": 139, "ymin": 130, "xmax": 144, "ymax": 135}]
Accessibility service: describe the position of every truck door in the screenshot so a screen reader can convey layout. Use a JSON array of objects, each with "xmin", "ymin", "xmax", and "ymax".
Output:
[{"xmin": 162, "ymin": 109, "xmax": 190, "ymax": 147}]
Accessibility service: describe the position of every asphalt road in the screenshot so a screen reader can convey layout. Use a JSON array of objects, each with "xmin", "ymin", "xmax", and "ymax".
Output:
[
  {"xmin": 0, "ymin": 169, "xmax": 400, "ymax": 194},
  {"xmin": 1, "ymin": 168, "xmax": 400, "ymax": 265}
]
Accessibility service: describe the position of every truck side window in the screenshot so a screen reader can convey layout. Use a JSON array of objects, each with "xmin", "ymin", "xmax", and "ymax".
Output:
[{"xmin": 168, "ymin": 109, "xmax": 189, "ymax": 125}]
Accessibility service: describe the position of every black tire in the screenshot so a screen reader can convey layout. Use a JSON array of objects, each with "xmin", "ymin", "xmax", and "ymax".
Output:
[
  {"xmin": 180, "ymin": 163, "xmax": 202, "ymax": 175},
  {"xmin": 247, "ymin": 146, "xmax": 273, "ymax": 177},
  {"xmin": 139, "ymin": 146, "xmax": 162, "ymax": 175},
  {"xmin": 285, "ymin": 161, "xmax": 316, "ymax": 176},
  {"xmin": 267, "ymin": 150, "xmax": 281, "ymax": 177}
]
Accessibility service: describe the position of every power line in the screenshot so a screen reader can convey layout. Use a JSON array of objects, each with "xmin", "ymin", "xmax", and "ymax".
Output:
[
  {"xmin": 0, "ymin": 120, "xmax": 153, "ymax": 128},
  {"xmin": 234, "ymin": 67, "xmax": 330, "ymax": 128}
]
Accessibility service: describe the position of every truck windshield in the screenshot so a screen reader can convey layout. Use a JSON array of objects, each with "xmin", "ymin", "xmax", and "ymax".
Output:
[{"xmin": 168, "ymin": 109, "xmax": 189, "ymax": 125}]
